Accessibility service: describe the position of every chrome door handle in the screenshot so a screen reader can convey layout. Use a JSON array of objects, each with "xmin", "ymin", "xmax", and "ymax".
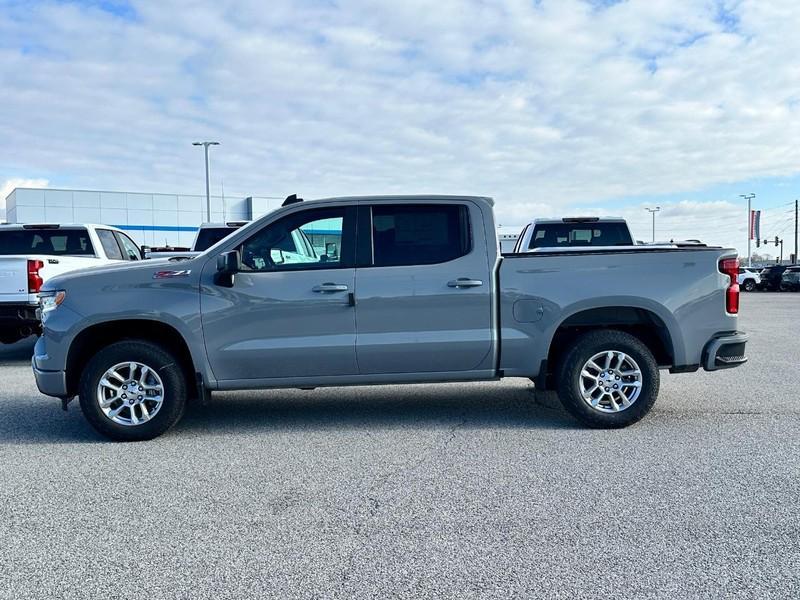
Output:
[
  {"xmin": 447, "ymin": 278, "xmax": 484, "ymax": 288},
  {"xmin": 312, "ymin": 283, "xmax": 349, "ymax": 293}
]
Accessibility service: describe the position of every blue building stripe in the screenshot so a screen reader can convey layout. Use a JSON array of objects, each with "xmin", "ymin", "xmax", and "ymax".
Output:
[{"xmin": 112, "ymin": 224, "xmax": 199, "ymax": 232}]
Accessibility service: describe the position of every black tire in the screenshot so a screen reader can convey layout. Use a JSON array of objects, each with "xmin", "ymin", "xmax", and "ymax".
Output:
[
  {"xmin": 556, "ymin": 330, "xmax": 660, "ymax": 428},
  {"xmin": 78, "ymin": 340, "xmax": 187, "ymax": 441},
  {"xmin": 742, "ymin": 279, "xmax": 756, "ymax": 292}
]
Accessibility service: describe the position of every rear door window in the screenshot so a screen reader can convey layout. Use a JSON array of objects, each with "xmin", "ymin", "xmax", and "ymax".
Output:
[
  {"xmin": 96, "ymin": 229, "xmax": 124, "ymax": 260},
  {"xmin": 370, "ymin": 204, "xmax": 471, "ymax": 267},
  {"xmin": 114, "ymin": 231, "xmax": 142, "ymax": 260}
]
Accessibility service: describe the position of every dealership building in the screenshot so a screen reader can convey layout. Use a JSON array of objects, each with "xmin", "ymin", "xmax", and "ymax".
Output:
[{"xmin": 3, "ymin": 187, "xmax": 282, "ymax": 248}]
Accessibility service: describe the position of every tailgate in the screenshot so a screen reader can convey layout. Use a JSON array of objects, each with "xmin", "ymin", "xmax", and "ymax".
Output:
[
  {"xmin": 0, "ymin": 255, "xmax": 94, "ymax": 303},
  {"xmin": 0, "ymin": 257, "xmax": 31, "ymax": 302}
]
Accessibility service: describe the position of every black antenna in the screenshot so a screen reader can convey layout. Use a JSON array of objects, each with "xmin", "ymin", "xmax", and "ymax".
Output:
[{"xmin": 282, "ymin": 194, "xmax": 303, "ymax": 207}]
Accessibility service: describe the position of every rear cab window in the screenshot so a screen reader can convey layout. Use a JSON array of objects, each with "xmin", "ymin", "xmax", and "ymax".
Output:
[
  {"xmin": 369, "ymin": 204, "xmax": 471, "ymax": 267},
  {"xmin": 529, "ymin": 222, "xmax": 632, "ymax": 249},
  {"xmin": 194, "ymin": 227, "xmax": 236, "ymax": 252},
  {"xmin": 0, "ymin": 228, "xmax": 95, "ymax": 256}
]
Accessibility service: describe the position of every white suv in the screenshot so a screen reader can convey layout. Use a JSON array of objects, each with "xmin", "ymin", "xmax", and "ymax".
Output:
[{"xmin": 737, "ymin": 267, "xmax": 761, "ymax": 292}]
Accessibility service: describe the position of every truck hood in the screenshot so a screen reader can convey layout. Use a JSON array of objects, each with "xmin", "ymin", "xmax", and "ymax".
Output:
[{"xmin": 42, "ymin": 256, "xmax": 204, "ymax": 292}]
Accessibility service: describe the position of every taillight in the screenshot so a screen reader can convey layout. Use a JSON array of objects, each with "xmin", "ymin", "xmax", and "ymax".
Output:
[
  {"xmin": 719, "ymin": 257, "xmax": 739, "ymax": 314},
  {"xmin": 27, "ymin": 259, "xmax": 44, "ymax": 293}
]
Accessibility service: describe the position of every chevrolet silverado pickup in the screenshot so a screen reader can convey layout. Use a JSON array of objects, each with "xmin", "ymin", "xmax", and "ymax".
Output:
[
  {"xmin": 0, "ymin": 223, "xmax": 141, "ymax": 344},
  {"xmin": 144, "ymin": 221, "xmax": 249, "ymax": 261},
  {"xmin": 32, "ymin": 195, "xmax": 748, "ymax": 441}
]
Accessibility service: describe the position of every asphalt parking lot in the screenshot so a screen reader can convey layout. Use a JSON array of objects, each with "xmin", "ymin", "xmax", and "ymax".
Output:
[{"xmin": 0, "ymin": 293, "xmax": 798, "ymax": 599}]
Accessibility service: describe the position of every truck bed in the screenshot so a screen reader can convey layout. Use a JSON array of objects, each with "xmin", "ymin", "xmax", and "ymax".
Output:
[{"xmin": 498, "ymin": 246, "xmax": 738, "ymax": 377}]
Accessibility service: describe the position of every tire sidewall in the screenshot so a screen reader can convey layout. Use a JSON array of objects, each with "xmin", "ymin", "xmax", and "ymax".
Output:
[
  {"xmin": 79, "ymin": 340, "xmax": 187, "ymax": 441},
  {"xmin": 557, "ymin": 330, "xmax": 660, "ymax": 428}
]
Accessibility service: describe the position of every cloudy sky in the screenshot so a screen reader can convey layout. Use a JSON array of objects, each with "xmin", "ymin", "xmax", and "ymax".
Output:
[{"xmin": 1, "ymin": 0, "xmax": 799, "ymax": 256}]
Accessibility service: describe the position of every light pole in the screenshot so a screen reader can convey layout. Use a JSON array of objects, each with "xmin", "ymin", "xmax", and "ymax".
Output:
[
  {"xmin": 740, "ymin": 193, "xmax": 755, "ymax": 267},
  {"xmin": 193, "ymin": 141, "xmax": 220, "ymax": 222},
  {"xmin": 645, "ymin": 206, "xmax": 660, "ymax": 243}
]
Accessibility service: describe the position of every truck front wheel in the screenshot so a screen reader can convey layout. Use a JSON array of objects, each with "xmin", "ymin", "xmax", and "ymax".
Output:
[
  {"xmin": 78, "ymin": 340, "xmax": 187, "ymax": 441},
  {"xmin": 556, "ymin": 330, "xmax": 659, "ymax": 428}
]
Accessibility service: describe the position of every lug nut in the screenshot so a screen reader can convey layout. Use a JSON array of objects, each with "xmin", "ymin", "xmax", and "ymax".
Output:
[{"xmin": 604, "ymin": 387, "xmax": 610, "ymax": 392}]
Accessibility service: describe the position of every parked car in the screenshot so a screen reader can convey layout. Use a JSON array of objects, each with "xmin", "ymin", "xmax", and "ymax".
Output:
[
  {"xmin": 514, "ymin": 217, "xmax": 634, "ymax": 252},
  {"xmin": 33, "ymin": 194, "xmax": 747, "ymax": 440},
  {"xmin": 145, "ymin": 221, "xmax": 249, "ymax": 261},
  {"xmin": 0, "ymin": 223, "xmax": 141, "ymax": 344},
  {"xmin": 737, "ymin": 267, "xmax": 761, "ymax": 292},
  {"xmin": 780, "ymin": 266, "xmax": 800, "ymax": 291},
  {"xmin": 757, "ymin": 265, "xmax": 789, "ymax": 291}
]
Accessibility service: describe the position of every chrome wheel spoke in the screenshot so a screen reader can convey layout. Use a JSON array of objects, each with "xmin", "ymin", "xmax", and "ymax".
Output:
[
  {"xmin": 99, "ymin": 378, "xmax": 120, "ymax": 391},
  {"xmin": 138, "ymin": 366, "xmax": 150, "ymax": 386},
  {"xmin": 587, "ymin": 360, "xmax": 604, "ymax": 372},
  {"xmin": 99, "ymin": 395, "xmax": 119, "ymax": 408},
  {"xmin": 108, "ymin": 404, "xmax": 126, "ymax": 419},
  {"xmin": 107, "ymin": 370, "xmax": 125, "ymax": 383}
]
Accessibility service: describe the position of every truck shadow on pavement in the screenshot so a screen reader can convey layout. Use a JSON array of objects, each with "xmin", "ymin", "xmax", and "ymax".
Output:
[
  {"xmin": 0, "ymin": 336, "xmax": 37, "ymax": 365},
  {"xmin": 1, "ymin": 381, "xmax": 575, "ymax": 444},
  {"xmin": 178, "ymin": 383, "xmax": 574, "ymax": 437}
]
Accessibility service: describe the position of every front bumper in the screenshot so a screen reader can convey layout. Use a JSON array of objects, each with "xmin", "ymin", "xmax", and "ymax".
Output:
[
  {"xmin": 32, "ymin": 357, "xmax": 70, "ymax": 398},
  {"xmin": 702, "ymin": 331, "xmax": 748, "ymax": 371}
]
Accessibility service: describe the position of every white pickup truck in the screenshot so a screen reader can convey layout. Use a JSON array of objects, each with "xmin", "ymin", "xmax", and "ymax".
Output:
[{"xmin": 0, "ymin": 223, "xmax": 141, "ymax": 343}]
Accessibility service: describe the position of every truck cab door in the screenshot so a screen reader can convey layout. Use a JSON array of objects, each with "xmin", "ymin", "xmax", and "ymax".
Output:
[
  {"xmin": 354, "ymin": 201, "xmax": 494, "ymax": 375},
  {"xmin": 200, "ymin": 205, "xmax": 358, "ymax": 382}
]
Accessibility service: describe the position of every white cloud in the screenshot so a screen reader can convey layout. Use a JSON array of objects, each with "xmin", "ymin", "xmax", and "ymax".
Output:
[
  {"xmin": 0, "ymin": 0, "xmax": 799, "ymax": 253},
  {"xmin": 1, "ymin": 178, "xmax": 49, "ymax": 217}
]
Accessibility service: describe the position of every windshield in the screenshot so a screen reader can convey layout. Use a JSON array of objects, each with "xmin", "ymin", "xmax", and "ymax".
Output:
[
  {"xmin": 0, "ymin": 228, "xmax": 95, "ymax": 256},
  {"xmin": 530, "ymin": 222, "xmax": 633, "ymax": 248}
]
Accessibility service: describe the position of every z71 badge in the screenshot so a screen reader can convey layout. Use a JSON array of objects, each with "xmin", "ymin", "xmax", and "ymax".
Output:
[{"xmin": 152, "ymin": 270, "xmax": 191, "ymax": 279}]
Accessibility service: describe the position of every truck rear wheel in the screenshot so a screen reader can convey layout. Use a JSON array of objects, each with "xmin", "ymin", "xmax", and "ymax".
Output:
[
  {"xmin": 556, "ymin": 330, "xmax": 659, "ymax": 428},
  {"xmin": 78, "ymin": 340, "xmax": 187, "ymax": 441}
]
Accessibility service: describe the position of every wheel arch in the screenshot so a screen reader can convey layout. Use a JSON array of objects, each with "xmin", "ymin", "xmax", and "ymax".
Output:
[
  {"xmin": 65, "ymin": 319, "xmax": 200, "ymax": 398},
  {"xmin": 537, "ymin": 301, "xmax": 682, "ymax": 389}
]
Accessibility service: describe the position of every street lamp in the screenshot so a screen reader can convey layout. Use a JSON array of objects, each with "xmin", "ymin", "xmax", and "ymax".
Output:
[
  {"xmin": 645, "ymin": 206, "xmax": 660, "ymax": 243},
  {"xmin": 740, "ymin": 193, "xmax": 755, "ymax": 267},
  {"xmin": 193, "ymin": 141, "xmax": 220, "ymax": 222}
]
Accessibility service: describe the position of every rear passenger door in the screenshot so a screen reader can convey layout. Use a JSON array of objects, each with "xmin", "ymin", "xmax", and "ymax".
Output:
[{"xmin": 354, "ymin": 201, "xmax": 494, "ymax": 374}]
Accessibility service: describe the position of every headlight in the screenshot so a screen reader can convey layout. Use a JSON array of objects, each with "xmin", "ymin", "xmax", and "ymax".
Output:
[{"xmin": 39, "ymin": 290, "xmax": 66, "ymax": 313}]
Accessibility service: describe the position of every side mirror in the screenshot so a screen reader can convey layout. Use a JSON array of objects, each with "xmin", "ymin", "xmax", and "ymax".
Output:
[
  {"xmin": 325, "ymin": 242, "xmax": 338, "ymax": 258},
  {"xmin": 215, "ymin": 250, "xmax": 241, "ymax": 287}
]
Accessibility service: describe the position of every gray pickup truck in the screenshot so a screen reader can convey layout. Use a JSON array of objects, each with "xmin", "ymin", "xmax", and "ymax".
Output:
[{"xmin": 33, "ymin": 195, "xmax": 748, "ymax": 441}]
